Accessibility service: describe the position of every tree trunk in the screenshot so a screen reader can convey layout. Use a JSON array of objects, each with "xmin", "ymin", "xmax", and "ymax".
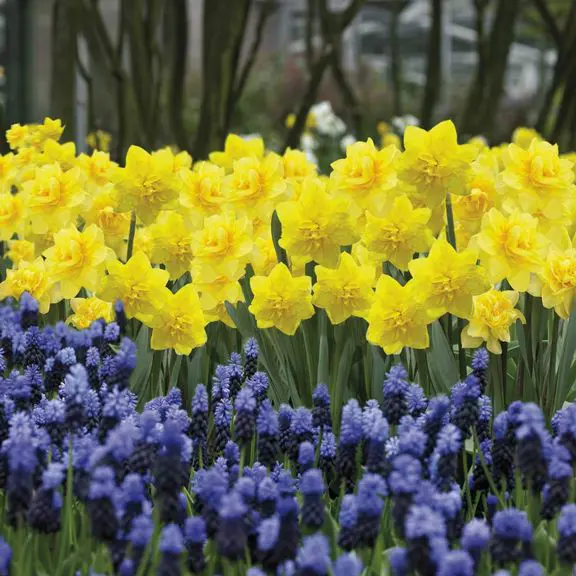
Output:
[
  {"xmin": 193, "ymin": 0, "xmax": 252, "ymax": 159},
  {"xmin": 50, "ymin": 0, "xmax": 78, "ymax": 140},
  {"xmin": 476, "ymin": 0, "xmax": 521, "ymax": 138},
  {"xmin": 420, "ymin": 0, "xmax": 442, "ymax": 129},
  {"xmin": 166, "ymin": 0, "xmax": 189, "ymax": 151},
  {"xmin": 389, "ymin": 5, "xmax": 403, "ymax": 117}
]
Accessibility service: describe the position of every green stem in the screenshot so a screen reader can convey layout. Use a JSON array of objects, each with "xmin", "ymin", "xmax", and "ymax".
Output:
[
  {"xmin": 548, "ymin": 312, "xmax": 560, "ymax": 418},
  {"xmin": 501, "ymin": 340, "xmax": 508, "ymax": 407},
  {"xmin": 126, "ymin": 210, "xmax": 137, "ymax": 262}
]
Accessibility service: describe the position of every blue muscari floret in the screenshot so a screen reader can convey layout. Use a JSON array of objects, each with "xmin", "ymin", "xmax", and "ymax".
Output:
[
  {"xmin": 320, "ymin": 430, "xmax": 336, "ymax": 459},
  {"xmin": 389, "ymin": 454, "xmax": 422, "ymax": 495},
  {"xmin": 159, "ymin": 419, "xmax": 192, "ymax": 463},
  {"xmin": 362, "ymin": 402, "xmax": 388, "ymax": 440},
  {"xmin": 246, "ymin": 372, "xmax": 269, "ymax": 400},
  {"xmin": 224, "ymin": 441, "xmax": 240, "ymax": 466},
  {"xmin": 276, "ymin": 469, "xmax": 296, "ymax": 497},
  {"xmin": 312, "ymin": 383, "xmax": 331, "ymax": 429},
  {"xmin": 214, "ymin": 398, "xmax": 232, "ymax": 427},
  {"xmin": 0, "ymin": 537, "xmax": 12, "ymax": 576},
  {"xmin": 558, "ymin": 503, "xmax": 576, "ymax": 537},
  {"xmin": 236, "ymin": 476, "xmax": 256, "ymax": 505},
  {"xmin": 105, "ymin": 419, "xmax": 139, "ymax": 462},
  {"xmin": 388, "ymin": 547, "xmax": 409, "ymax": 576},
  {"xmin": 298, "ymin": 441, "xmax": 315, "ymax": 471},
  {"xmin": 384, "ymin": 365, "xmax": 409, "ymax": 395},
  {"xmin": 57, "ymin": 347, "xmax": 77, "ymax": 367},
  {"xmin": 103, "ymin": 387, "xmax": 137, "ymax": 419},
  {"xmin": 437, "ymin": 550, "xmax": 474, "ymax": 576},
  {"xmin": 19, "ymin": 291, "xmax": 39, "ymax": 325},
  {"xmin": 89, "ymin": 466, "xmax": 117, "ymax": 500},
  {"xmin": 493, "ymin": 412, "xmax": 509, "ymax": 440},
  {"xmin": 138, "ymin": 410, "xmax": 161, "ymax": 444},
  {"xmin": 296, "ymin": 534, "xmax": 331, "ymax": 576},
  {"xmin": 357, "ymin": 473, "xmax": 387, "ymax": 515},
  {"xmin": 517, "ymin": 561, "xmax": 544, "ymax": 576},
  {"xmin": 42, "ymin": 462, "xmax": 65, "ymax": 490},
  {"xmin": 257, "ymin": 399, "xmax": 278, "ymax": 436},
  {"xmin": 398, "ymin": 427, "xmax": 427, "ymax": 458},
  {"xmin": 159, "ymin": 523, "xmax": 184, "ymax": 555},
  {"xmin": 184, "ymin": 516, "xmax": 207, "ymax": 544},
  {"xmin": 247, "ymin": 569, "xmax": 266, "ymax": 576},
  {"xmin": 192, "ymin": 384, "xmax": 209, "ymax": 415},
  {"xmin": 436, "ymin": 423, "xmax": 462, "ymax": 455},
  {"xmin": 493, "ymin": 509, "xmax": 532, "ymax": 541},
  {"xmin": 120, "ymin": 473, "xmax": 146, "ymax": 504},
  {"xmin": 339, "ymin": 494, "xmax": 358, "ymax": 529},
  {"xmin": 3, "ymin": 412, "xmax": 43, "ymax": 475},
  {"xmin": 212, "ymin": 365, "xmax": 231, "ymax": 402},
  {"xmin": 33, "ymin": 398, "xmax": 65, "ymax": 426},
  {"xmin": 471, "ymin": 347, "xmax": 489, "ymax": 371},
  {"xmin": 195, "ymin": 467, "xmax": 228, "ymax": 510},
  {"xmin": 407, "ymin": 384, "xmax": 428, "ymax": 415},
  {"xmin": 300, "ymin": 468, "xmax": 324, "ymax": 495},
  {"xmin": 235, "ymin": 387, "xmax": 256, "ymax": 413},
  {"xmin": 257, "ymin": 514, "xmax": 280, "ymax": 552},
  {"xmin": 118, "ymin": 559, "xmax": 134, "ymax": 576},
  {"xmin": 478, "ymin": 395, "xmax": 491, "ymax": 421},
  {"xmin": 290, "ymin": 407, "xmax": 314, "ymax": 438},
  {"xmin": 333, "ymin": 553, "xmax": 362, "ymax": 576},
  {"xmin": 339, "ymin": 399, "xmax": 363, "ymax": 446},
  {"xmin": 461, "ymin": 518, "xmax": 490, "ymax": 554},
  {"xmin": 405, "ymin": 504, "xmax": 447, "ymax": 541},
  {"xmin": 516, "ymin": 403, "xmax": 546, "ymax": 438},
  {"xmin": 279, "ymin": 404, "xmax": 293, "ymax": 428}
]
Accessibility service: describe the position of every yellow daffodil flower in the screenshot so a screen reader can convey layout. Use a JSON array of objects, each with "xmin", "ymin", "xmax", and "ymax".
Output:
[{"xmin": 68, "ymin": 297, "xmax": 114, "ymax": 329}]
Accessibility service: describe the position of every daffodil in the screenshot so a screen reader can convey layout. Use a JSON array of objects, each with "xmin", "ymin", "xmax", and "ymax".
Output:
[
  {"xmin": 366, "ymin": 275, "xmax": 431, "ymax": 354},
  {"xmin": 5, "ymin": 239, "xmax": 35, "ymax": 267},
  {"xmin": 111, "ymin": 145, "xmax": 181, "ymax": 225},
  {"xmin": 251, "ymin": 236, "xmax": 279, "ymax": 276},
  {"xmin": 282, "ymin": 148, "xmax": 317, "ymax": 198},
  {"xmin": 209, "ymin": 134, "xmax": 265, "ymax": 172},
  {"xmin": 43, "ymin": 225, "xmax": 114, "ymax": 298},
  {"xmin": 330, "ymin": 138, "xmax": 398, "ymax": 212},
  {"xmin": 249, "ymin": 262, "xmax": 314, "ymax": 335},
  {"xmin": 68, "ymin": 297, "xmax": 114, "ymax": 329},
  {"xmin": 224, "ymin": 153, "xmax": 286, "ymax": 220},
  {"xmin": 313, "ymin": 252, "xmax": 374, "ymax": 324},
  {"xmin": 148, "ymin": 211, "xmax": 195, "ymax": 280},
  {"xmin": 461, "ymin": 289, "xmax": 525, "ymax": 354},
  {"xmin": 21, "ymin": 163, "xmax": 85, "ymax": 234},
  {"xmin": 361, "ymin": 195, "xmax": 433, "ymax": 270},
  {"xmin": 409, "ymin": 238, "xmax": 490, "ymax": 320},
  {"xmin": 152, "ymin": 147, "xmax": 192, "ymax": 172},
  {"xmin": 512, "ymin": 126, "xmax": 542, "ymax": 150},
  {"xmin": 276, "ymin": 176, "xmax": 357, "ymax": 267},
  {"xmin": 179, "ymin": 161, "xmax": 227, "ymax": 220},
  {"xmin": 474, "ymin": 208, "xmax": 548, "ymax": 292},
  {"xmin": 98, "ymin": 251, "xmax": 171, "ymax": 321},
  {"xmin": 398, "ymin": 120, "xmax": 477, "ymax": 208},
  {"xmin": 0, "ymin": 192, "xmax": 26, "ymax": 241},
  {"xmin": 192, "ymin": 211, "xmax": 253, "ymax": 278},
  {"xmin": 149, "ymin": 284, "xmax": 207, "ymax": 355},
  {"xmin": 6, "ymin": 123, "xmax": 30, "ymax": 150},
  {"xmin": 0, "ymin": 258, "xmax": 55, "ymax": 313},
  {"xmin": 76, "ymin": 150, "xmax": 118, "ymax": 188}
]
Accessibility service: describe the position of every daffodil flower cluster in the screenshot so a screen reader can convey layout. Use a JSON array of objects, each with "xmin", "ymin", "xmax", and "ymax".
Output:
[{"xmin": 1, "ymin": 117, "xmax": 575, "ymax": 357}]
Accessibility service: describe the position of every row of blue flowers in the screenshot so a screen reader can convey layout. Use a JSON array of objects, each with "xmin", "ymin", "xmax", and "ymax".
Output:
[{"xmin": 0, "ymin": 294, "xmax": 575, "ymax": 575}]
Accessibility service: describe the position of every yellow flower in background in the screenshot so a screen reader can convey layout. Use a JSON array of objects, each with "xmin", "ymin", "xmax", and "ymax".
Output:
[
  {"xmin": 43, "ymin": 225, "xmax": 113, "ymax": 298},
  {"xmin": 148, "ymin": 211, "xmax": 194, "ymax": 280},
  {"xmin": 224, "ymin": 153, "xmax": 286, "ymax": 219},
  {"xmin": 86, "ymin": 130, "xmax": 112, "ymax": 153},
  {"xmin": 210, "ymin": 134, "xmax": 265, "ymax": 172},
  {"xmin": 6, "ymin": 123, "xmax": 30, "ymax": 150},
  {"xmin": 249, "ymin": 262, "xmax": 314, "ymax": 335},
  {"xmin": 398, "ymin": 120, "xmax": 477, "ymax": 208},
  {"xmin": 533, "ymin": 227, "xmax": 576, "ymax": 319},
  {"xmin": 192, "ymin": 266, "xmax": 243, "ymax": 328},
  {"xmin": 366, "ymin": 275, "xmax": 431, "ymax": 354},
  {"xmin": 83, "ymin": 185, "xmax": 131, "ymax": 252},
  {"xmin": 276, "ymin": 176, "xmax": 358, "ymax": 267},
  {"xmin": 192, "ymin": 211, "xmax": 253, "ymax": 277},
  {"xmin": 330, "ymin": 138, "xmax": 398, "ymax": 212},
  {"xmin": 468, "ymin": 136, "xmax": 488, "ymax": 153},
  {"xmin": 152, "ymin": 147, "xmax": 193, "ymax": 173},
  {"xmin": 35, "ymin": 118, "xmax": 64, "ymax": 144},
  {"xmin": 512, "ymin": 126, "xmax": 541, "ymax": 150},
  {"xmin": 377, "ymin": 121, "xmax": 392, "ymax": 135},
  {"xmin": 22, "ymin": 163, "xmax": 85, "ymax": 234},
  {"xmin": 474, "ymin": 208, "xmax": 548, "ymax": 292},
  {"xmin": 501, "ymin": 140, "xmax": 574, "ymax": 222},
  {"xmin": 313, "ymin": 252, "xmax": 374, "ymax": 324},
  {"xmin": 461, "ymin": 289, "xmax": 525, "ymax": 354},
  {"xmin": 112, "ymin": 145, "xmax": 181, "ymax": 225},
  {"xmin": 0, "ymin": 258, "xmax": 54, "ymax": 313},
  {"xmin": 0, "ymin": 153, "xmax": 16, "ymax": 189},
  {"xmin": 77, "ymin": 150, "xmax": 118, "ymax": 187},
  {"xmin": 0, "ymin": 192, "xmax": 26, "ymax": 241},
  {"xmin": 39, "ymin": 140, "xmax": 76, "ymax": 170},
  {"xmin": 6, "ymin": 239, "xmax": 35, "ymax": 267},
  {"xmin": 251, "ymin": 236, "xmax": 279, "ymax": 276},
  {"xmin": 179, "ymin": 161, "xmax": 227, "ymax": 219},
  {"xmin": 285, "ymin": 112, "xmax": 316, "ymax": 130},
  {"xmin": 99, "ymin": 251, "xmax": 171, "ymax": 321},
  {"xmin": 409, "ymin": 238, "xmax": 490, "ymax": 320},
  {"xmin": 382, "ymin": 133, "xmax": 401, "ymax": 150},
  {"xmin": 149, "ymin": 284, "xmax": 207, "ymax": 355},
  {"xmin": 282, "ymin": 148, "xmax": 317, "ymax": 198},
  {"xmin": 361, "ymin": 195, "xmax": 432, "ymax": 270},
  {"xmin": 68, "ymin": 297, "xmax": 114, "ymax": 329}
]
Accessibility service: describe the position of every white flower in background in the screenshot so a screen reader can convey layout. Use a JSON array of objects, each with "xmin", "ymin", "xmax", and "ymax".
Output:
[
  {"xmin": 301, "ymin": 132, "xmax": 318, "ymax": 151},
  {"xmin": 391, "ymin": 115, "xmax": 420, "ymax": 134},
  {"xmin": 304, "ymin": 149, "xmax": 318, "ymax": 165},
  {"xmin": 241, "ymin": 133, "xmax": 262, "ymax": 141},
  {"xmin": 340, "ymin": 134, "xmax": 356, "ymax": 151},
  {"xmin": 311, "ymin": 101, "xmax": 347, "ymax": 138}
]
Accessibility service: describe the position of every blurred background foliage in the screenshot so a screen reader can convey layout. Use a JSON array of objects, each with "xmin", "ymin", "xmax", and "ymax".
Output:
[{"xmin": 0, "ymin": 0, "xmax": 575, "ymax": 161}]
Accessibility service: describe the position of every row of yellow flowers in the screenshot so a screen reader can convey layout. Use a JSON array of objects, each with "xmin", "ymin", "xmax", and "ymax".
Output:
[{"xmin": 1, "ymin": 118, "xmax": 575, "ymax": 357}]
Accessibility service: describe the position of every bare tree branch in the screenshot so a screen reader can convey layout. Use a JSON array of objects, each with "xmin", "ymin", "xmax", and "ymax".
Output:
[{"xmin": 532, "ymin": 0, "xmax": 563, "ymax": 48}]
